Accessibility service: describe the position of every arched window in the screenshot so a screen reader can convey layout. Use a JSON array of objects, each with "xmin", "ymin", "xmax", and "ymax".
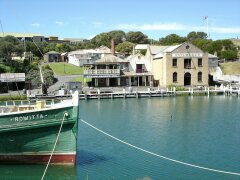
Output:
[
  {"xmin": 198, "ymin": 72, "xmax": 202, "ymax": 82},
  {"xmin": 173, "ymin": 72, "xmax": 177, "ymax": 83}
]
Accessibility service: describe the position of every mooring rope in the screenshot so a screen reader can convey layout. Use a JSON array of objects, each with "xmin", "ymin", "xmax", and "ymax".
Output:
[
  {"xmin": 40, "ymin": 112, "xmax": 68, "ymax": 180},
  {"xmin": 80, "ymin": 119, "xmax": 240, "ymax": 176}
]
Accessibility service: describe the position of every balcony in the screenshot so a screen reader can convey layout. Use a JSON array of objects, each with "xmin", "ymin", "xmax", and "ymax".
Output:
[
  {"xmin": 84, "ymin": 69, "xmax": 120, "ymax": 78},
  {"xmin": 184, "ymin": 65, "xmax": 191, "ymax": 69},
  {"xmin": 136, "ymin": 69, "xmax": 145, "ymax": 73}
]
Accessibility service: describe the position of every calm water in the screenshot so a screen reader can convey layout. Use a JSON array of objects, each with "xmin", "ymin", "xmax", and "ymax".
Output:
[{"xmin": 0, "ymin": 96, "xmax": 239, "ymax": 179}]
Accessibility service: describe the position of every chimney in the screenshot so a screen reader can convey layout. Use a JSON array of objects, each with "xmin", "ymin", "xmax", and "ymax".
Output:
[{"xmin": 111, "ymin": 39, "xmax": 115, "ymax": 56}]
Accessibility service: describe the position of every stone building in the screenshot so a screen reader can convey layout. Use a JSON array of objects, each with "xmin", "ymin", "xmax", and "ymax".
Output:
[
  {"xmin": 152, "ymin": 43, "xmax": 209, "ymax": 87},
  {"xmin": 44, "ymin": 51, "xmax": 61, "ymax": 62}
]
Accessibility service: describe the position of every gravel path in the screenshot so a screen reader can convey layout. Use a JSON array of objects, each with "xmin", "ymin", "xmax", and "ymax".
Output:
[{"xmin": 47, "ymin": 75, "xmax": 82, "ymax": 94}]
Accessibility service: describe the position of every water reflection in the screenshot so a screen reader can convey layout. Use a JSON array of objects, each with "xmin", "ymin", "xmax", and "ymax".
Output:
[{"xmin": 0, "ymin": 164, "xmax": 76, "ymax": 180}]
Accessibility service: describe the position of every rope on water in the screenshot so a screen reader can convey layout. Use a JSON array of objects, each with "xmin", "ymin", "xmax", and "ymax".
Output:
[
  {"xmin": 80, "ymin": 119, "xmax": 240, "ymax": 176},
  {"xmin": 40, "ymin": 112, "xmax": 68, "ymax": 180}
]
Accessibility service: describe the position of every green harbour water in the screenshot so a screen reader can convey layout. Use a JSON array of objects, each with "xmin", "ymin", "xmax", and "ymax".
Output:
[{"xmin": 0, "ymin": 96, "xmax": 239, "ymax": 179}]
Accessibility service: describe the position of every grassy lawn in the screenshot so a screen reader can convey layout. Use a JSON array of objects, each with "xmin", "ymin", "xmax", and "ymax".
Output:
[
  {"xmin": 220, "ymin": 62, "xmax": 240, "ymax": 75},
  {"xmin": 47, "ymin": 63, "xmax": 84, "ymax": 75},
  {"xmin": 71, "ymin": 76, "xmax": 92, "ymax": 83},
  {"xmin": 0, "ymin": 63, "xmax": 12, "ymax": 72}
]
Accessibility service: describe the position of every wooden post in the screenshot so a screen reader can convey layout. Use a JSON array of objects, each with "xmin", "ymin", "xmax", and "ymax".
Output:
[
  {"xmin": 98, "ymin": 88, "xmax": 100, "ymax": 99},
  {"xmin": 148, "ymin": 87, "xmax": 151, "ymax": 97}
]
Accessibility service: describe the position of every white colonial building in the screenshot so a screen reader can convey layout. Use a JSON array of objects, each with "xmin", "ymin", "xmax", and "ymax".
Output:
[
  {"xmin": 68, "ymin": 49, "xmax": 100, "ymax": 66},
  {"xmin": 124, "ymin": 53, "xmax": 153, "ymax": 86},
  {"xmin": 68, "ymin": 46, "xmax": 113, "ymax": 67}
]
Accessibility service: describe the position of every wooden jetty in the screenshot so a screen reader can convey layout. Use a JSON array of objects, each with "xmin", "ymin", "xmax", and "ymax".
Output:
[
  {"xmin": 79, "ymin": 86, "xmax": 240, "ymax": 100},
  {"xmin": 26, "ymin": 85, "xmax": 240, "ymax": 100}
]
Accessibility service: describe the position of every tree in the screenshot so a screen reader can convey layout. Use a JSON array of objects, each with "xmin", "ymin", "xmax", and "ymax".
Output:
[
  {"xmin": 116, "ymin": 41, "xmax": 134, "ymax": 55},
  {"xmin": 42, "ymin": 67, "xmax": 55, "ymax": 86},
  {"xmin": 109, "ymin": 30, "xmax": 126, "ymax": 45},
  {"xmin": 0, "ymin": 36, "xmax": 24, "ymax": 62},
  {"xmin": 187, "ymin": 31, "xmax": 207, "ymax": 41},
  {"xmin": 91, "ymin": 32, "xmax": 111, "ymax": 47},
  {"xmin": 159, "ymin": 34, "xmax": 186, "ymax": 45},
  {"xmin": 25, "ymin": 41, "xmax": 45, "ymax": 58},
  {"xmin": 25, "ymin": 64, "xmax": 55, "ymax": 88},
  {"xmin": 43, "ymin": 43, "xmax": 56, "ymax": 54},
  {"xmin": 0, "ymin": 41, "xmax": 15, "ymax": 61},
  {"xmin": 126, "ymin": 31, "xmax": 148, "ymax": 44},
  {"xmin": 26, "ymin": 68, "xmax": 41, "ymax": 88},
  {"xmin": 192, "ymin": 38, "xmax": 213, "ymax": 52},
  {"xmin": 221, "ymin": 50, "xmax": 238, "ymax": 60},
  {"xmin": 1, "ymin": 35, "xmax": 19, "ymax": 45}
]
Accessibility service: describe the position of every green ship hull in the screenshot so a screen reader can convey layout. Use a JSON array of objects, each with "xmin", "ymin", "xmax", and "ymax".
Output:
[{"xmin": 0, "ymin": 93, "xmax": 79, "ymax": 165}]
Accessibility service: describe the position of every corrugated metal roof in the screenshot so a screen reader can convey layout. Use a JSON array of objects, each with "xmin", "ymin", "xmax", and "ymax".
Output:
[
  {"xmin": 135, "ymin": 44, "xmax": 149, "ymax": 50},
  {"xmin": 45, "ymin": 51, "xmax": 61, "ymax": 55},
  {"xmin": 95, "ymin": 54, "xmax": 123, "ymax": 64},
  {"xmin": 61, "ymin": 52, "xmax": 68, "ymax": 56},
  {"xmin": 0, "ymin": 32, "xmax": 43, "ymax": 38},
  {"xmin": 0, "ymin": 73, "xmax": 25, "ymax": 82},
  {"xmin": 208, "ymin": 53, "xmax": 218, "ymax": 58},
  {"xmin": 63, "ymin": 38, "xmax": 85, "ymax": 41},
  {"xmin": 154, "ymin": 53, "xmax": 164, "ymax": 59},
  {"xmin": 95, "ymin": 46, "xmax": 112, "ymax": 54},
  {"xmin": 69, "ymin": 49, "xmax": 98, "ymax": 55},
  {"xmin": 153, "ymin": 44, "xmax": 182, "ymax": 59},
  {"xmin": 126, "ymin": 53, "xmax": 144, "ymax": 60},
  {"xmin": 149, "ymin": 45, "xmax": 168, "ymax": 55},
  {"xmin": 164, "ymin": 44, "xmax": 182, "ymax": 52}
]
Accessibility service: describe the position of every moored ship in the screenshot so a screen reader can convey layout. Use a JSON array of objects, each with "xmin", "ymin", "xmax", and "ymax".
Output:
[{"xmin": 0, "ymin": 91, "xmax": 79, "ymax": 165}]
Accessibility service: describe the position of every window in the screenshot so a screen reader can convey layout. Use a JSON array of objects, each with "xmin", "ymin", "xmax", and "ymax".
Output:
[
  {"xmin": 172, "ymin": 58, "xmax": 177, "ymax": 67},
  {"xmin": 198, "ymin": 58, "xmax": 203, "ymax": 67},
  {"xmin": 173, "ymin": 72, "xmax": 177, "ymax": 83},
  {"xmin": 184, "ymin": 59, "xmax": 191, "ymax": 69},
  {"xmin": 198, "ymin": 72, "xmax": 202, "ymax": 82}
]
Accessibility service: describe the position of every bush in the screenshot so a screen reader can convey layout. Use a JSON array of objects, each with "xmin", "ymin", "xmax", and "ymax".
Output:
[
  {"xmin": 26, "ymin": 69, "xmax": 41, "ymax": 88},
  {"xmin": 167, "ymin": 85, "xmax": 186, "ymax": 91},
  {"xmin": 43, "ymin": 69, "xmax": 55, "ymax": 86},
  {"xmin": 0, "ymin": 95, "xmax": 27, "ymax": 101}
]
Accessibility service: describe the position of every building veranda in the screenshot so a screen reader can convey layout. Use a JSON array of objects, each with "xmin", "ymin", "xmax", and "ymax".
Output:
[{"xmin": 83, "ymin": 54, "xmax": 153, "ymax": 87}]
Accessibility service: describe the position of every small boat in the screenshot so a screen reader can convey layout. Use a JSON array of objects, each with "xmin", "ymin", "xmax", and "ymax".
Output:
[{"xmin": 0, "ymin": 91, "xmax": 79, "ymax": 165}]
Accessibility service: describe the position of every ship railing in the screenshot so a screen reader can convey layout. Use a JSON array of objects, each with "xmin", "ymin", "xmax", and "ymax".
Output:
[{"xmin": 0, "ymin": 99, "xmax": 63, "ymax": 114}]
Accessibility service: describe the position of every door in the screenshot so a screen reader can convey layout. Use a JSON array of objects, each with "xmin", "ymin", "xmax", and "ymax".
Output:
[{"xmin": 184, "ymin": 72, "xmax": 191, "ymax": 86}]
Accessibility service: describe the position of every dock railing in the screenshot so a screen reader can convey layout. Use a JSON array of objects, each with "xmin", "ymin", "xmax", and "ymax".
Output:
[{"xmin": 79, "ymin": 85, "xmax": 240, "ymax": 100}]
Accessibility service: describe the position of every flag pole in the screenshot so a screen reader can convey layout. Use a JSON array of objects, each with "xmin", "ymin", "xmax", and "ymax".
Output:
[{"xmin": 207, "ymin": 17, "xmax": 209, "ymax": 38}]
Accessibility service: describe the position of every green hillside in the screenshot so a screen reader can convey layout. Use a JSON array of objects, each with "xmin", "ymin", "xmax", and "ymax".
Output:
[
  {"xmin": 47, "ymin": 63, "xmax": 83, "ymax": 75},
  {"xmin": 220, "ymin": 62, "xmax": 240, "ymax": 75}
]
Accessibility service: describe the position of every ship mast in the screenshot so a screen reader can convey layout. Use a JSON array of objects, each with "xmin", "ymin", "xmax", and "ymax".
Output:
[
  {"xmin": 39, "ymin": 64, "xmax": 47, "ymax": 95},
  {"xmin": 204, "ymin": 16, "xmax": 209, "ymax": 38}
]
